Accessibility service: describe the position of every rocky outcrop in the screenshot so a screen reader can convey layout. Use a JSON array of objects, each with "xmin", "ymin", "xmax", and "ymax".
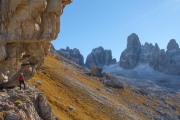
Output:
[
  {"xmin": 140, "ymin": 42, "xmax": 160, "ymax": 63},
  {"xmin": 0, "ymin": 84, "xmax": 57, "ymax": 120},
  {"xmin": 120, "ymin": 33, "xmax": 180, "ymax": 75},
  {"xmin": 86, "ymin": 46, "xmax": 117, "ymax": 69},
  {"xmin": 87, "ymin": 67, "xmax": 102, "ymax": 77},
  {"xmin": 0, "ymin": 0, "xmax": 71, "ymax": 87},
  {"xmin": 150, "ymin": 39, "xmax": 180, "ymax": 75},
  {"xmin": 120, "ymin": 33, "xmax": 141, "ymax": 69},
  {"xmin": 100, "ymin": 73, "xmax": 125, "ymax": 89},
  {"xmin": 58, "ymin": 47, "xmax": 84, "ymax": 66},
  {"xmin": 167, "ymin": 39, "xmax": 179, "ymax": 51}
]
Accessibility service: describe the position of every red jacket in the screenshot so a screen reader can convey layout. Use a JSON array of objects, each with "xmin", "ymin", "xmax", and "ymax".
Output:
[{"xmin": 19, "ymin": 75, "xmax": 25, "ymax": 82}]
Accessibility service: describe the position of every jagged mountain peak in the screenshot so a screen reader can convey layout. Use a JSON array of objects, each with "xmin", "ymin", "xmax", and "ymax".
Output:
[
  {"xmin": 127, "ymin": 33, "xmax": 141, "ymax": 50},
  {"xmin": 119, "ymin": 33, "xmax": 180, "ymax": 75},
  {"xmin": 120, "ymin": 33, "xmax": 141, "ymax": 69},
  {"xmin": 86, "ymin": 46, "xmax": 116, "ymax": 69},
  {"xmin": 57, "ymin": 47, "xmax": 84, "ymax": 66},
  {"xmin": 167, "ymin": 39, "xmax": 179, "ymax": 51}
]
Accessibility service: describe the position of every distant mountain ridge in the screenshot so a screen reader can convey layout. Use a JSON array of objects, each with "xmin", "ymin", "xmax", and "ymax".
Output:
[
  {"xmin": 120, "ymin": 33, "xmax": 180, "ymax": 75},
  {"xmin": 51, "ymin": 45, "xmax": 117, "ymax": 68},
  {"xmin": 85, "ymin": 46, "xmax": 117, "ymax": 69},
  {"xmin": 51, "ymin": 34, "xmax": 180, "ymax": 76},
  {"xmin": 51, "ymin": 45, "xmax": 84, "ymax": 66}
]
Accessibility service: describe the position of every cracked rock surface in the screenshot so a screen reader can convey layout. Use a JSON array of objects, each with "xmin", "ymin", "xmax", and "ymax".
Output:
[{"xmin": 0, "ymin": 0, "xmax": 71, "ymax": 87}]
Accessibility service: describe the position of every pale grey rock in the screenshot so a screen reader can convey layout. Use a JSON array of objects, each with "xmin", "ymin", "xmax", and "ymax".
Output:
[
  {"xmin": 101, "ymin": 73, "xmax": 125, "ymax": 90},
  {"xmin": 34, "ymin": 80, "xmax": 42, "ymax": 85},
  {"xmin": 120, "ymin": 33, "xmax": 141, "ymax": 69},
  {"xmin": 86, "ymin": 46, "xmax": 116, "ymax": 69},
  {"xmin": 69, "ymin": 106, "xmax": 75, "ymax": 111},
  {"xmin": 37, "ymin": 94, "xmax": 55, "ymax": 120},
  {"xmin": 0, "ymin": 84, "xmax": 57, "ymax": 120}
]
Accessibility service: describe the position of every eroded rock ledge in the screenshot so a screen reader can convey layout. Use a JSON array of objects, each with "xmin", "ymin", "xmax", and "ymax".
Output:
[
  {"xmin": 0, "ymin": 0, "xmax": 71, "ymax": 87},
  {"xmin": 0, "ymin": 84, "xmax": 57, "ymax": 120}
]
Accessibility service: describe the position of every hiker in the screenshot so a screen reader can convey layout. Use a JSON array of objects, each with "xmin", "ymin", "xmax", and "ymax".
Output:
[{"xmin": 19, "ymin": 73, "xmax": 26, "ymax": 90}]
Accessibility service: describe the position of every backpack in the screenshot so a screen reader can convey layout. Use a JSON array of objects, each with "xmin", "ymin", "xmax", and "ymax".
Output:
[{"xmin": 19, "ymin": 75, "xmax": 24, "ymax": 81}]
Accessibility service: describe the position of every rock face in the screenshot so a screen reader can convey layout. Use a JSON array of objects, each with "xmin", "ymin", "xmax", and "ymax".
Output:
[
  {"xmin": 0, "ymin": 0, "xmax": 71, "ymax": 87},
  {"xmin": 150, "ymin": 39, "xmax": 180, "ymax": 75},
  {"xmin": 120, "ymin": 33, "xmax": 180, "ymax": 75},
  {"xmin": 140, "ymin": 42, "xmax": 160, "ymax": 63},
  {"xmin": 50, "ymin": 44, "xmax": 57, "ymax": 56},
  {"xmin": 120, "ymin": 33, "xmax": 141, "ymax": 69},
  {"xmin": 58, "ymin": 47, "xmax": 84, "ymax": 66},
  {"xmin": 0, "ymin": 84, "xmax": 57, "ymax": 120},
  {"xmin": 86, "ymin": 46, "xmax": 117, "ymax": 69},
  {"xmin": 167, "ymin": 39, "xmax": 179, "ymax": 51}
]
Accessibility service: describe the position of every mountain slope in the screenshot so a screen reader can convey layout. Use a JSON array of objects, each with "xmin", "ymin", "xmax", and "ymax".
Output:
[{"xmin": 28, "ymin": 54, "xmax": 180, "ymax": 120}]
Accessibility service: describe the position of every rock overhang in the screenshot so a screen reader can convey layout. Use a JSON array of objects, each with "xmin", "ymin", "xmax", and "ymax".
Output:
[{"xmin": 0, "ymin": 0, "xmax": 72, "ymax": 87}]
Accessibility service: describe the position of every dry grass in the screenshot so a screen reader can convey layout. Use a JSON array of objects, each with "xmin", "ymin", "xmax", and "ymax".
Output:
[
  {"xmin": 28, "ymin": 54, "xmax": 164, "ymax": 120},
  {"xmin": 29, "ymin": 55, "xmax": 115, "ymax": 120}
]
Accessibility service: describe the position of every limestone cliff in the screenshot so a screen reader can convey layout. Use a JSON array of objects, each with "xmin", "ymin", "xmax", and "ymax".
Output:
[
  {"xmin": 150, "ymin": 39, "xmax": 180, "ymax": 75},
  {"xmin": 120, "ymin": 33, "xmax": 141, "ymax": 69},
  {"xmin": 58, "ymin": 47, "xmax": 84, "ymax": 66},
  {"xmin": 86, "ymin": 46, "xmax": 117, "ymax": 69},
  {"xmin": 0, "ymin": 0, "xmax": 71, "ymax": 87},
  {"xmin": 120, "ymin": 33, "xmax": 180, "ymax": 75}
]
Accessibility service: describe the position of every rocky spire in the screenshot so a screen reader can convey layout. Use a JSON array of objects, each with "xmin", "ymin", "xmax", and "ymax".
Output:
[
  {"xmin": 126, "ymin": 33, "xmax": 141, "ymax": 51},
  {"xmin": 167, "ymin": 39, "xmax": 179, "ymax": 51},
  {"xmin": 120, "ymin": 33, "xmax": 141, "ymax": 69}
]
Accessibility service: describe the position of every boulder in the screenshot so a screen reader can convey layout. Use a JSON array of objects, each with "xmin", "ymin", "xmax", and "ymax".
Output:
[
  {"xmin": 101, "ymin": 73, "xmax": 125, "ymax": 90},
  {"xmin": 4, "ymin": 112, "xmax": 21, "ymax": 120},
  {"xmin": 68, "ymin": 106, "xmax": 75, "ymax": 111},
  {"xmin": 88, "ymin": 67, "xmax": 102, "ymax": 77}
]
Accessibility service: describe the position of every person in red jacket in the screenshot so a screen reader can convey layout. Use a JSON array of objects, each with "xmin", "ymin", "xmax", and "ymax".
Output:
[{"xmin": 19, "ymin": 73, "xmax": 26, "ymax": 90}]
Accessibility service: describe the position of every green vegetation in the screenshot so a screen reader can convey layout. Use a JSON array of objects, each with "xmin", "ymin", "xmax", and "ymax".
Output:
[{"xmin": 14, "ymin": 100, "xmax": 22, "ymax": 105}]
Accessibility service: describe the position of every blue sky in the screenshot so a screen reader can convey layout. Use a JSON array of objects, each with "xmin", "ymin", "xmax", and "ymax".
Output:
[{"xmin": 52, "ymin": 0, "xmax": 180, "ymax": 61}]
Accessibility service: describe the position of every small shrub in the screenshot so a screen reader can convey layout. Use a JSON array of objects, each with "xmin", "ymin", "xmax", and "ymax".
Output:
[{"xmin": 14, "ymin": 100, "xmax": 22, "ymax": 105}]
